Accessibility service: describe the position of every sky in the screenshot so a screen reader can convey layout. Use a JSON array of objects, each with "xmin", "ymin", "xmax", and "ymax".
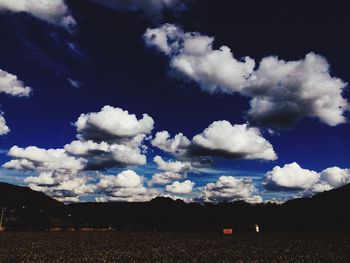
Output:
[{"xmin": 0, "ymin": 0, "xmax": 349, "ymax": 203}]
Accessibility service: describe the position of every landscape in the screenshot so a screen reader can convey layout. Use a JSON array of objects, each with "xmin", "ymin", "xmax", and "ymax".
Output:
[
  {"xmin": 1, "ymin": 182, "xmax": 350, "ymax": 262},
  {"xmin": 0, "ymin": 0, "xmax": 350, "ymax": 262}
]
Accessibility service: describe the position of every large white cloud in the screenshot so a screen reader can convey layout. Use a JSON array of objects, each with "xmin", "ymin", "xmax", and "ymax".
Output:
[
  {"xmin": 3, "ymin": 146, "xmax": 86, "ymax": 172},
  {"xmin": 2, "ymin": 106, "xmax": 155, "ymax": 201},
  {"xmin": 0, "ymin": 69, "xmax": 31, "ymax": 97},
  {"xmin": 98, "ymin": 170, "xmax": 143, "ymax": 188},
  {"xmin": 265, "ymin": 162, "xmax": 350, "ymax": 193},
  {"xmin": 203, "ymin": 176, "xmax": 262, "ymax": 203},
  {"xmin": 89, "ymin": 0, "xmax": 189, "ymax": 21},
  {"xmin": 165, "ymin": 180, "xmax": 194, "ymax": 194},
  {"xmin": 75, "ymin": 106, "xmax": 154, "ymax": 142},
  {"xmin": 26, "ymin": 170, "xmax": 96, "ymax": 202},
  {"xmin": 97, "ymin": 170, "xmax": 158, "ymax": 202},
  {"xmin": 144, "ymin": 24, "xmax": 348, "ymax": 128},
  {"xmin": 2, "ymin": 145, "xmax": 153, "ymax": 202},
  {"xmin": 26, "ymin": 171, "xmax": 96, "ymax": 203},
  {"xmin": 151, "ymin": 131, "xmax": 190, "ymax": 156},
  {"xmin": 65, "ymin": 106, "xmax": 155, "ymax": 169},
  {"xmin": 320, "ymin": 167, "xmax": 350, "ymax": 188},
  {"xmin": 1, "ymin": 145, "xmax": 95, "ymax": 202},
  {"xmin": 64, "ymin": 140, "xmax": 146, "ymax": 168},
  {"xmin": 145, "ymin": 24, "xmax": 254, "ymax": 93},
  {"xmin": 64, "ymin": 140, "xmax": 110, "ymax": 155},
  {"xmin": 0, "ymin": 0, "xmax": 76, "ymax": 30},
  {"xmin": 151, "ymin": 121, "xmax": 277, "ymax": 161},
  {"xmin": 265, "ymin": 162, "xmax": 320, "ymax": 190},
  {"xmin": 191, "ymin": 121, "xmax": 277, "ymax": 160},
  {"xmin": 246, "ymin": 54, "xmax": 348, "ymax": 127}
]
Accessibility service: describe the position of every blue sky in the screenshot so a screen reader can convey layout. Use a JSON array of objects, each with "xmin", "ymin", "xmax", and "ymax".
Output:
[{"xmin": 0, "ymin": 0, "xmax": 349, "ymax": 203}]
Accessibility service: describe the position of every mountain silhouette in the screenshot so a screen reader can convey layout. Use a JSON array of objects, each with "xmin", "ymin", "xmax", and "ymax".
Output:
[
  {"xmin": 0, "ymin": 182, "xmax": 349, "ymax": 232},
  {"xmin": 0, "ymin": 182, "xmax": 66, "ymax": 230},
  {"xmin": 0, "ymin": 182, "xmax": 63, "ymax": 209}
]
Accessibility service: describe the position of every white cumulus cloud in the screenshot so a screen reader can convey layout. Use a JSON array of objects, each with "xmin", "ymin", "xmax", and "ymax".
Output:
[
  {"xmin": 64, "ymin": 140, "xmax": 146, "ymax": 169},
  {"xmin": 2, "ymin": 106, "xmax": 156, "ymax": 201},
  {"xmin": 0, "ymin": 69, "xmax": 31, "ymax": 97},
  {"xmin": 65, "ymin": 106, "xmax": 155, "ymax": 169},
  {"xmin": 97, "ymin": 170, "xmax": 158, "ymax": 202},
  {"xmin": 151, "ymin": 121, "xmax": 277, "ymax": 161},
  {"xmin": 265, "ymin": 162, "xmax": 350, "ymax": 193},
  {"xmin": 26, "ymin": 171, "xmax": 96, "ymax": 203},
  {"xmin": 165, "ymin": 180, "xmax": 195, "ymax": 194},
  {"xmin": 144, "ymin": 24, "xmax": 348, "ymax": 128},
  {"xmin": 320, "ymin": 167, "xmax": 350, "ymax": 188},
  {"xmin": 191, "ymin": 121, "xmax": 277, "ymax": 160},
  {"xmin": 75, "ymin": 106, "xmax": 154, "ymax": 142},
  {"xmin": 265, "ymin": 162, "xmax": 320, "ymax": 190},
  {"xmin": 2, "ymin": 145, "xmax": 94, "ymax": 202},
  {"xmin": 0, "ymin": 69, "xmax": 32, "ymax": 136},
  {"xmin": 3, "ymin": 146, "xmax": 86, "ymax": 172},
  {"xmin": 98, "ymin": 170, "xmax": 143, "ymax": 188},
  {"xmin": 0, "ymin": 0, "xmax": 76, "ymax": 30},
  {"xmin": 203, "ymin": 176, "xmax": 262, "ymax": 203},
  {"xmin": 151, "ymin": 130, "xmax": 190, "ymax": 156},
  {"xmin": 246, "ymin": 53, "xmax": 348, "ymax": 127}
]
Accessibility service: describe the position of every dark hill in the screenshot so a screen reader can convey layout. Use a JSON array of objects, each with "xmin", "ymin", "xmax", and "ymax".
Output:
[
  {"xmin": 0, "ymin": 182, "xmax": 63, "ymax": 209},
  {"xmin": 276, "ymin": 183, "xmax": 350, "ymax": 231},
  {"xmin": 67, "ymin": 184, "xmax": 350, "ymax": 232},
  {"xmin": 0, "ymin": 182, "xmax": 66, "ymax": 230},
  {"xmin": 0, "ymin": 181, "xmax": 349, "ymax": 232}
]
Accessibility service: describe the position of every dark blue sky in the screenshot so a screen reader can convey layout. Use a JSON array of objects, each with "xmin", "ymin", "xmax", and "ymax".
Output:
[{"xmin": 0, "ymin": 0, "xmax": 349, "ymax": 202}]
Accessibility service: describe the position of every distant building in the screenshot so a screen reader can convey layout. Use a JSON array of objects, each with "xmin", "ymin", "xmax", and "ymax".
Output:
[{"xmin": 223, "ymin": 228, "xmax": 233, "ymax": 235}]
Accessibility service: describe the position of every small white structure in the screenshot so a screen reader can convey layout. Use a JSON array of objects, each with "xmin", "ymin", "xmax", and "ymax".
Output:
[{"xmin": 255, "ymin": 224, "xmax": 260, "ymax": 233}]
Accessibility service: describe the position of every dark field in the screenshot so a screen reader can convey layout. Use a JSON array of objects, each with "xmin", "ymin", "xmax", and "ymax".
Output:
[{"xmin": 0, "ymin": 232, "xmax": 349, "ymax": 263}]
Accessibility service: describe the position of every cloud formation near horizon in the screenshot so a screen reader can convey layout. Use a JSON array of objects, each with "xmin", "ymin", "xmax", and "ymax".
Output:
[
  {"xmin": 152, "ymin": 121, "xmax": 277, "ymax": 161},
  {"xmin": 2, "ymin": 146, "xmax": 93, "ymax": 202},
  {"xmin": 3, "ymin": 105, "xmax": 349, "ymax": 203},
  {"xmin": 203, "ymin": 176, "xmax": 262, "ymax": 203},
  {"xmin": 265, "ymin": 162, "xmax": 350, "ymax": 193},
  {"xmin": 96, "ymin": 170, "xmax": 158, "ymax": 202},
  {"xmin": 25, "ymin": 171, "xmax": 96, "ymax": 203},
  {"xmin": 0, "ymin": 0, "xmax": 76, "ymax": 30},
  {"xmin": 1, "ymin": 106, "xmax": 156, "ymax": 202},
  {"xmin": 166, "ymin": 180, "xmax": 195, "ymax": 194},
  {"xmin": 144, "ymin": 24, "xmax": 349, "ymax": 128}
]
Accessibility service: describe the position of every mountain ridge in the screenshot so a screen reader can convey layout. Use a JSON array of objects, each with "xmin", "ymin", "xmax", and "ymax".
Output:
[{"xmin": 0, "ymin": 181, "xmax": 349, "ymax": 231}]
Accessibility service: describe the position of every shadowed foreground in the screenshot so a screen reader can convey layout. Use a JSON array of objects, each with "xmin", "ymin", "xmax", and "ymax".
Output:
[{"xmin": 0, "ymin": 232, "xmax": 349, "ymax": 262}]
